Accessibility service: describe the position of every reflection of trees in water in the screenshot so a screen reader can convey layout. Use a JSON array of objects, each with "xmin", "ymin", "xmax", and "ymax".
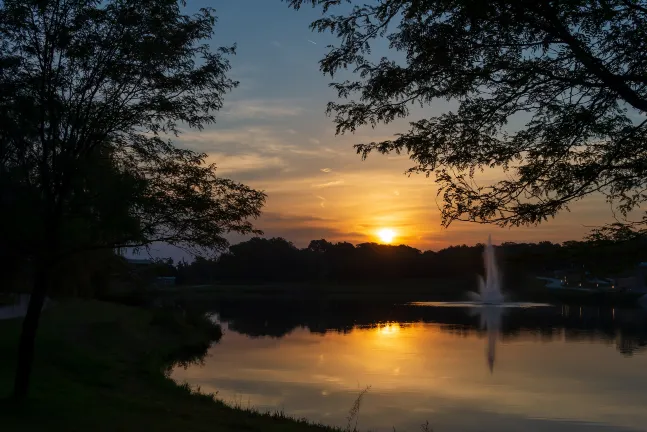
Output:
[{"xmin": 205, "ymin": 300, "xmax": 647, "ymax": 357}]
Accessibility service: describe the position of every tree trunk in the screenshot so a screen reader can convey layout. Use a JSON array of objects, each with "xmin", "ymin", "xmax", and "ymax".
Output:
[{"xmin": 12, "ymin": 267, "xmax": 49, "ymax": 402}]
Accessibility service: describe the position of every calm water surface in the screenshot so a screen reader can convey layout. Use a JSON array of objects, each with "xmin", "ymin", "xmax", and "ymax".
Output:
[{"xmin": 172, "ymin": 302, "xmax": 647, "ymax": 432}]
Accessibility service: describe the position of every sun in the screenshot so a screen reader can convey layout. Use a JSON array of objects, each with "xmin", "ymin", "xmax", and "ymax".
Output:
[{"xmin": 377, "ymin": 228, "xmax": 396, "ymax": 244}]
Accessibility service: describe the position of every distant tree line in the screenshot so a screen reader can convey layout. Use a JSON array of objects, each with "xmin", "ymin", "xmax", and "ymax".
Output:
[{"xmin": 154, "ymin": 235, "xmax": 647, "ymax": 286}]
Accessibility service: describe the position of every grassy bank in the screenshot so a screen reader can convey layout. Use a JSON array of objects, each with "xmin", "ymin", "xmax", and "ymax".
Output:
[{"xmin": 0, "ymin": 300, "xmax": 338, "ymax": 432}]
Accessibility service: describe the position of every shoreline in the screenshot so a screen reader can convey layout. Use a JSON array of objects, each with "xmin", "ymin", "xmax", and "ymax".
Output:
[
  {"xmin": 0, "ymin": 300, "xmax": 339, "ymax": 432},
  {"xmin": 0, "ymin": 294, "xmax": 52, "ymax": 321}
]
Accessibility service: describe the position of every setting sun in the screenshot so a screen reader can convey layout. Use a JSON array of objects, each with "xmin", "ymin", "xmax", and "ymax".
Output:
[{"xmin": 377, "ymin": 228, "xmax": 396, "ymax": 244}]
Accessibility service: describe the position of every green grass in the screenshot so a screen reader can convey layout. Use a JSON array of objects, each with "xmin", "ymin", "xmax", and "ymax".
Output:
[{"xmin": 0, "ymin": 300, "xmax": 339, "ymax": 432}]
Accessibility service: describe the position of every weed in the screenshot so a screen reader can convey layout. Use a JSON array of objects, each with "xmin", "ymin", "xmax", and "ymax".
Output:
[
  {"xmin": 420, "ymin": 420, "xmax": 433, "ymax": 432},
  {"xmin": 345, "ymin": 385, "xmax": 371, "ymax": 432}
]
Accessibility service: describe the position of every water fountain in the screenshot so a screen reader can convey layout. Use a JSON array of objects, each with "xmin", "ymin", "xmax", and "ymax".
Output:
[
  {"xmin": 467, "ymin": 235, "xmax": 505, "ymax": 372},
  {"xmin": 468, "ymin": 235, "xmax": 505, "ymax": 305},
  {"xmin": 409, "ymin": 235, "xmax": 549, "ymax": 372}
]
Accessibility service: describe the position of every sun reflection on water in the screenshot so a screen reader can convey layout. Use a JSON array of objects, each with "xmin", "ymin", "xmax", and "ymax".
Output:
[
  {"xmin": 172, "ymin": 317, "xmax": 647, "ymax": 432},
  {"xmin": 377, "ymin": 322, "xmax": 401, "ymax": 336}
]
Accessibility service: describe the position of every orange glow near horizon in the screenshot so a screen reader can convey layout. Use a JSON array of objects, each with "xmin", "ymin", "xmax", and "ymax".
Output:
[{"xmin": 236, "ymin": 160, "xmax": 612, "ymax": 251}]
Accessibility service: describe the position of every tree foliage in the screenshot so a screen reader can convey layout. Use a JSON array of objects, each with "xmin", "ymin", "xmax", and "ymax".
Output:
[
  {"xmin": 0, "ymin": 0, "xmax": 265, "ymax": 263},
  {"xmin": 0, "ymin": 0, "xmax": 265, "ymax": 400},
  {"xmin": 286, "ymin": 0, "xmax": 647, "ymax": 228}
]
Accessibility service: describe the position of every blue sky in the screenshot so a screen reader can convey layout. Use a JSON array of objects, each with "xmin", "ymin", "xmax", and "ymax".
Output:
[{"xmin": 140, "ymin": 0, "xmax": 617, "ymax": 261}]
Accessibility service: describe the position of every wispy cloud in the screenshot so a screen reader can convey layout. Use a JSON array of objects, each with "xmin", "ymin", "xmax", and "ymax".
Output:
[
  {"xmin": 206, "ymin": 152, "xmax": 286, "ymax": 174},
  {"xmin": 175, "ymin": 127, "xmax": 348, "ymax": 183},
  {"xmin": 271, "ymin": 40, "xmax": 282, "ymax": 48},
  {"xmin": 177, "ymin": 128, "xmax": 257, "ymax": 145},
  {"xmin": 261, "ymin": 212, "xmax": 332, "ymax": 225},
  {"xmin": 313, "ymin": 180, "xmax": 345, "ymax": 189},
  {"xmin": 223, "ymin": 99, "xmax": 304, "ymax": 120},
  {"xmin": 320, "ymin": 168, "xmax": 332, "ymax": 173},
  {"xmin": 250, "ymin": 225, "xmax": 368, "ymax": 246},
  {"xmin": 239, "ymin": 210, "xmax": 369, "ymax": 246}
]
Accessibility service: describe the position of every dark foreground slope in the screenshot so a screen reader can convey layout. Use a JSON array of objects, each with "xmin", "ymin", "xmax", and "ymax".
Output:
[{"xmin": 0, "ymin": 300, "xmax": 337, "ymax": 432}]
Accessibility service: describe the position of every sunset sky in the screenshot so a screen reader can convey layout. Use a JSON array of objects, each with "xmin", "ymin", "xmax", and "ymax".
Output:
[{"xmin": 154, "ymin": 0, "xmax": 618, "ymax": 259}]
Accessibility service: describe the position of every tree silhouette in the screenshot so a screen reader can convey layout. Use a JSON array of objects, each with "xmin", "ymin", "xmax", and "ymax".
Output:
[
  {"xmin": 174, "ymin": 235, "xmax": 647, "ymax": 288},
  {"xmin": 0, "ymin": 0, "xmax": 265, "ymax": 401},
  {"xmin": 218, "ymin": 237, "xmax": 306, "ymax": 281},
  {"xmin": 285, "ymin": 0, "xmax": 647, "ymax": 229}
]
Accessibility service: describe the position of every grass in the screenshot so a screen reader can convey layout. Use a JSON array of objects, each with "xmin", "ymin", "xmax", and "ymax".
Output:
[{"xmin": 0, "ymin": 300, "xmax": 340, "ymax": 432}]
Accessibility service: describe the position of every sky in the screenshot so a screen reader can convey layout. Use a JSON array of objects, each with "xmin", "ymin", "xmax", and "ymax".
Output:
[{"xmin": 146, "ymin": 0, "xmax": 621, "ymax": 260}]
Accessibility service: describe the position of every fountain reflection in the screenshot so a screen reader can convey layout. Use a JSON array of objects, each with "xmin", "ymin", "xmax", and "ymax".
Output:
[{"xmin": 469, "ymin": 306, "xmax": 504, "ymax": 372}]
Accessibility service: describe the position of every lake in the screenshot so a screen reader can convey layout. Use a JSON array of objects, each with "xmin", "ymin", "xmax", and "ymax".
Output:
[{"xmin": 171, "ymin": 300, "xmax": 647, "ymax": 432}]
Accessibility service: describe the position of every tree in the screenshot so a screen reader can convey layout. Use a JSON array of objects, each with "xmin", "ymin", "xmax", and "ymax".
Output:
[
  {"xmin": 219, "ymin": 237, "xmax": 305, "ymax": 281},
  {"xmin": 307, "ymin": 239, "xmax": 334, "ymax": 254},
  {"xmin": 0, "ymin": 0, "xmax": 265, "ymax": 401},
  {"xmin": 285, "ymin": 0, "xmax": 647, "ymax": 229}
]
